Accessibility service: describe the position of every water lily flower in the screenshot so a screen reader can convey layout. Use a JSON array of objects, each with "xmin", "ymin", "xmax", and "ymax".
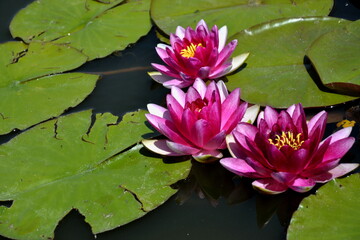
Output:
[
  {"xmin": 220, "ymin": 104, "xmax": 358, "ymax": 194},
  {"xmin": 149, "ymin": 19, "xmax": 249, "ymax": 88},
  {"xmin": 143, "ymin": 78, "xmax": 259, "ymax": 163}
]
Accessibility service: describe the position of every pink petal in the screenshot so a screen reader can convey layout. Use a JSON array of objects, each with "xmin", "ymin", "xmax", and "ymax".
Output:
[
  {"xmin": 288, "ymin": 148, "xmax": 310, "ymax": 173},
  {"xmin": 234, "ymin": 122, "xmax": 259, "ymax": 141},
  {"xmin": 185, "ymin": 86, "xmax": 202, "ymax": 104},
  {"xmin": 192, "ymin": 78, "xmax": 207, "ymax": 99},
  {"xmin": 208, "ymin": 64, "xmax": 232, "ymax": 79},
  {"xmin": 307, "ymin": 110, "xmax": 327, "ymax": 138},
  {"xmin": 286, "ymin": 104, "xmax": 296, "ymax": 116},
  {"xmin": 163, "ymin": 79, "xmax": 192, "ymax": 88},
  {"xmin": 147, "ymin": 104, "xmax": 168, "ymax": 118},
  {"xmin": 323, "ymin": 137, "xmax": 355, "ymax": 162},
  {"xmin": 252, "ymin": 179, "xmax": 288, "ymax": 195},
  {"xmin": 203, "ymin": 130, "xmax": 226, "ymax": 150},
  {"xmin": 155, "ymin": 46, "xmax": 171, "ymax": 61},
  {"xmin": 264, "ymin": 106, "xmax": 279, "ymax": 128},
  {"xmin": 151, "ymin": 63, "xmax": 180, "ymax": 79},
  {"xmin": 221, "ymin": 102, "xmax": 248, "ymax": 133},
  {"xmin": 175, "ymin": 26, "xmax": 185, "ymax": 39},
  {"xmin": 142, "ymin": 139, "xmax": 183, "ymax": 156},
  {"xmin": 289, "ymin": 178, "xmax": 316, "ymax": 193},
  {"xmin": 198, "ymin": 66, "xmax": 211, "ymax": 79},
  {"xmin": 167, "ymin": 141, "xmax": 200, "ymax": 155},
  {"xmin": 216, "ymin": 80, "xmax": 229, "ymax": 102},
  {"xmin": 220, "ymin": 88, "xmax": 241, "ymax": 128},
  {"xmin": 167, "ymin": 94, "xmax": 184, "ymax": 125},
  {"xmin": 191, "ymin": 119, "xmax": 213, "ymax": 147},
  {"xmin": 145, "ymin": 113, "xmax": 167, "ymax": 133},
  {"xmin": 158, "ymin": 122, "xmax": 188, "ymax": 146},
  {"xmin": 215, "ymin": 40, "xmax": 237, "ymax": 67},
  {"xmin": 271, "ymin": 172, "xmax": 297, "ymax": 184},
  {"xmin": 265, "ymin": 144, "xmax": 289, "ymax": 170},
  {"xmin": 321, "ymin": 127, "xmax": 352, "ymax": 145},
  {"xmin": 171, "ymin": 87, "xmax": 186, "ymax": 108},
  {"xmin": 220, "ymin": 157, "xmax": 265, "ymax": 178},
  {"xmin": 312, "ymin": 163, "xmax": 359, "ymax": 183},
  {"xmin": 217, "ymin": 25, "xmax": 228, "ymax": 52}
]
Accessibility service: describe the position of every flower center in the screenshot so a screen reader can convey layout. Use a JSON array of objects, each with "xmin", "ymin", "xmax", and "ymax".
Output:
[
  {"xmin": 180, "ymin": 43, "xmax": 203, "ymax": 58},
  {"xmin": 268, "ymin": 131, "xmax": 304, "ymax": 150},
  {"xmin": 185, "ymin": 98, "xmax": 208, "ymax": 113}
]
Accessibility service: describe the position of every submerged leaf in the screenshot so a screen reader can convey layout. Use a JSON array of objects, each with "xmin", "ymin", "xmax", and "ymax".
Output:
[
  {"xmin": 0, "ymin": 110, "xmax": 191, "ymax": 240},
  {"xmin": 10, "ymin": 0, "xmax": 152, "ymax": 60},
  {"xmin": 287, "ymin": 174, "xmax": 360, "ymax": 240},
  {"xmin": 226, "ymin": 17, "xmax": 357, "ymax": 108},
  {"xmin": 307, "ymin": 20, "xmax": 360, "ymax": 96},
  {"xmin": 0, "ymin": 41, "xmax": 97, "ymax": 135},
  {"xmin": 151, "ymin": 0, "xmax": 333, "ymax": 38}
]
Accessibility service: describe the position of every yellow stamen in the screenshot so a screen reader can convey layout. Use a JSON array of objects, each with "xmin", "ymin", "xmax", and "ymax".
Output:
[
  {"xmin": 336, "ymin": 119, "xmax": 356, "ymax": 128},
  {"xmin": 268, "ymin": 131, "xmax": 304, "ymax": 150},
  {"xmin": 180, "ymin": 43, "xmax": 202, "ymax": 58}
]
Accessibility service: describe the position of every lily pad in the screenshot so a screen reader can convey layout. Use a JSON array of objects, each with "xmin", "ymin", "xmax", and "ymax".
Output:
[
  {"xmin": 0, "ymin": 41, "xmax": 97, "ymax": 135},
  {"xmin": 226, "ymin": 17, "xmax": 357, "ymax": 108},
  {"xmin": 307, "ymin": 20, "xmax": 360, "ymax": 96},
  {"xmin": 287, "ymin": 174, "xmax": 360, "ymax": 240},
  {"xmin": 10, "ymin": 0, "xmax": 152, "ymax": 60},
  {"xmin": 0, "ymin": 110, "xmax": 191, "ymax": 240},
  {"xmin": 151, "ymin": 0, "xmax": 333, "ymax": 38}
]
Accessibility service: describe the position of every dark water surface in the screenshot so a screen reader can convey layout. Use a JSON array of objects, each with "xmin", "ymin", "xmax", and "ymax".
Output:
[{"xmin": 0, "ymin": 1, "xmax": 359, "ymax": 240}]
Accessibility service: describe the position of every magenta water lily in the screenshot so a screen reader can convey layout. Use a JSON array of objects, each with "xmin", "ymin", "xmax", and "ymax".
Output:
[
  {"xmin": 143, "ymin": 78, "xmax": 258, "ymax": 163},
  {"xmin": 149, "ymin": 19, "xmax": 249, "ymax": 88},
  {"xmin": 220, "ymin": 104, "xmax": 358, "ymax": 194}
]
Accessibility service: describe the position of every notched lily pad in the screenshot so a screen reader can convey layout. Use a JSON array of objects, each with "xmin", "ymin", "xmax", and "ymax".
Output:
[
  {"xmin": 287, "ymin": 174, "xmax": 360, "ymax": 240},
  {"xmin": 10, "ymin": 0, "xmax": 152, "ymax": 60},
  {"xmin": 151, "ymin": 0, "xmax": 333, "ymax": 38},
  {"xmin": 226, "ymin": 17, "xmax": 357, "ymax": 108},
  {"xmin": 0, "ymin": 110, "xmax": 191, "ymax": 240},
  {"xmin": 0, "ymin": 41, "xmax": 97, "ymax": 135},
  {"xmin": 307, "ymin": 20, "xmax": 360, "ymax": 96}
]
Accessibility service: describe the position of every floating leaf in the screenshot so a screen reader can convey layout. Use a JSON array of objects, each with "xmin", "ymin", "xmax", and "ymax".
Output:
[
  {"xmin": 10, "ymin": 0, "xmax": 151, "ymax": 60},
  {"xmin": 287, "ymin": 174, "xmax": 360, "ymax": 240},
  {"xmin": 0, "ymin": 41, "xmax": 97, "ymax": 135},
  {"xmin": 307, "ymin": 20, "xmax": 360, "ymax": 95},
  {"xmin": 151, "ymin": 0, "xmax": 333, "ymax": 38},
  {"xmin": 0, "ymin": 110, "xmax": 191, "ymax": 240},
  {"xmin": 226, "ymin": 17, "xmax": 357, "ymax": 108}
]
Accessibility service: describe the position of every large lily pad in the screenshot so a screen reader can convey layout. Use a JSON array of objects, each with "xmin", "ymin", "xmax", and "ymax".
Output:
[
  {"xmin": 307, "ymin": 20, "xmax": 360, "ymax": 96},
  {"xmin": 10, "ymin": 0, "xmax": 152, "ymax": 60},
  {"xmin": 151, "ymin": 0, "xmax": 333, "ymax": 38},
  {"xmin": 0, "ymin": 41, "xmax": 97, "ymax": 135},
  {"xmin": 287, "ymin": 174, "xmax": 360, "ymax": 240},
  {"xmin": 226, "ymin": 17, "xmax": 357, "ymax": 108},
  {"xmin": 0, "ymin": 110, "xmax": 191, "ymax": 240}
]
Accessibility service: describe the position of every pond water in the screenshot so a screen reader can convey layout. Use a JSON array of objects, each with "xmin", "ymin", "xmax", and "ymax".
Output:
[{"xmin": 0, "ymin": 0, "xmax": 359, "ymax": 240}]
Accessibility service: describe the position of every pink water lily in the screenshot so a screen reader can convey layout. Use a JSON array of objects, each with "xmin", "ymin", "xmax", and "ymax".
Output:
[
  {"xmin": 143, "ymin": 78, "xmax": 259, "ymax": 163},
  {"xmin": 220, "ymin": 104, "xmax": 358, "ymax": 194},
  {"xmin": 149, "ymin": 19, "xmax": 249, "ymax": 88}
]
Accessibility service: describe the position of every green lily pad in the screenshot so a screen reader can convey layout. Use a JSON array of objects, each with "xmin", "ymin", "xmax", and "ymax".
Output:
[
  {"xmin": 10, "ymin": 0, "xmax": 151, "ymax": 60},
  {"xmin": 0, "ymin": 41, "xmax": 97, "ymax": 135},
  {"xmin": 0, "ymin": 110, "xmax": 191, "ymax": 240},
  {"xmin": 287, "ymin": 174, "xmax": 360, "ymax": 240},
  {"xmin": 151, "ymin": 0, "xmax": 333, "ymax": 38},
  {"xmin": 226, "ymin": 17, "xmax": 357, "ymax": 108},
  {"xmin": 307, "ymin": 20, "xmax": 360, "ymax": 96}
]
